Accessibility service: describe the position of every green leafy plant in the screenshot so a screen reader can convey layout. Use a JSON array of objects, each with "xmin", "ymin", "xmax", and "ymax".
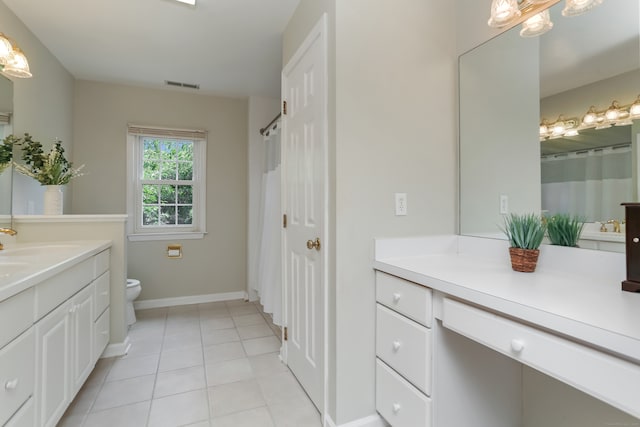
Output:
[
  {"xmin": 545, "ymin": 214, "xmax": 585, "ymax": 247},
  {"xmin": 0, "ymin": 134, "xmax": 19, "ymax": 174},
  {"xmin": 12, "ymin": 133, "xmax": 84, "ymax": 185},
  {"xmin": 501, "ymin": 213, "xmax": 546, "ymax": 250}
]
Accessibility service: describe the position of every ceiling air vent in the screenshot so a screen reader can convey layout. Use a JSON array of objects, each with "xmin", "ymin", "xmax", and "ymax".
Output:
[{"xmin": 165, "ymin": 80, "xmax": 200, "ymax": 90}]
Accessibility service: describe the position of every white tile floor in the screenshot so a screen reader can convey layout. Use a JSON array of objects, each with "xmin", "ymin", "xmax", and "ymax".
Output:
[{"xmin": 58, "ymin": 300, "xmax": 322, "ymax": 427}]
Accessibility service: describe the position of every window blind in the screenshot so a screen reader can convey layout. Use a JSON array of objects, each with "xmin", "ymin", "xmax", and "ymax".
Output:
[
  {"xmin": 0, "ymin": 113, "xmax": 11, "ymax": 125},
  {"xmin": 127, "ymin": 124, "xmax": 206, "ymax": 140}
]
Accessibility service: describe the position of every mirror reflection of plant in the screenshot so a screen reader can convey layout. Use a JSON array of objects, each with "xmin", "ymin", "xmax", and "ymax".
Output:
[
  {"xmin": 12, "ymin": 133, "xmax": 84, "ymax": 185},
  {"xmin": 544, "ymin": 214, "xmax": 585, "ymax": 247},
  {"xmin": 0, "ymin": 134, "xmax": 19, "ymax": 173}
]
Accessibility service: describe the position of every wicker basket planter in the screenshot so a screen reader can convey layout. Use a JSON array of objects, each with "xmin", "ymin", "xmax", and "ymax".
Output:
[{"xmin": 508, "ymin": 247, "xmax": 540, "ymax": 273}]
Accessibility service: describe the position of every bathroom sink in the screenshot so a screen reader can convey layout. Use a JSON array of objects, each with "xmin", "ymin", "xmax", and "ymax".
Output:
[{"xmin": 0, "ymin": 261, "xmax": 30, "ymax": 278}]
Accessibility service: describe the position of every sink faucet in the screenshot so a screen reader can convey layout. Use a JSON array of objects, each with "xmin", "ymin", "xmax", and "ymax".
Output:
[
  {"xmin": 0, "ymin": 227, "xmax": 17, "ymax": 250},
  {"xmin": 607, "ymin": 219, "xmax": 622, "ymax": 233}
]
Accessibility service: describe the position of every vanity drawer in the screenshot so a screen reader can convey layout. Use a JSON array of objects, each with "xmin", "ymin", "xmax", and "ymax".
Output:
[
  {"xmin": 95, "ymin": 307, "xmax": 110, "ymax": 358},
  {"xmin": 376, "ymin": 271, "xmax": 431, "ymax": 327},
  {"xmin": 4, "ymin": 397, "xmax": 34, "ymax": 427},
  {"xmin": 376, "ymin": 358, "xmax": 431, "ymax": 427},
  {"xmin": 94, "ymin": 271, "xmax": 110, "ymax": 319},
  {"xmin": 376, "ymin": 304, "xmax": 432, "ymax": 395},
  {"xmin": 94, "ymin": 249, "xmax": 110, "ymax": 277},
  {"xmin": 0, "ymin": 328, "xmax": 35, "ymax": 426},
  {"xmin": 35, "ymin": 256, "xmax": 95, "ymax": 320},
  {"xmin": 442, "ymin": 298, "xmax": 640, "ymax": 419},
  {"xmin": 0, "ymin": 287, "xmax": 34, "ymax": 349}
]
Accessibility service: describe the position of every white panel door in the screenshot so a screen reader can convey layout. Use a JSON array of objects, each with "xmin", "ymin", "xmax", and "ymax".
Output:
[{"xmin": 282, "ymin": 16, "xmax": 327, "ymax": 412}]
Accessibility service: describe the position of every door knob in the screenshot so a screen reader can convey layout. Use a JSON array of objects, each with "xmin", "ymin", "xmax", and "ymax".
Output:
[{"xmin": 306, "ymin": 238, "xmax": 321, "ymax": 251}]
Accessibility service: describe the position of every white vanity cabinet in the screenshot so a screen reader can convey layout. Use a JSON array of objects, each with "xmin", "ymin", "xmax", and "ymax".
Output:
[
  {"xmin": 375, "ymin": 271, "xmax": 433, "ymax": 427},
  {"xmin": 374, "ymin": 235, "xmax": 640, "ymax": 426},
  {"xmin": 0, "ymin": 244, "xmax": 111, "ymax": 427}
]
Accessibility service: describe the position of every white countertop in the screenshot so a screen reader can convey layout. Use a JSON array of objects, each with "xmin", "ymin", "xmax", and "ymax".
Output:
[
  {"xmin": 373, "ymin": 235, "xmax": 640, "ymax": 363},
  {"xmin": 0, "ymin": 240, "xmax": 112, "ymax": 301}
]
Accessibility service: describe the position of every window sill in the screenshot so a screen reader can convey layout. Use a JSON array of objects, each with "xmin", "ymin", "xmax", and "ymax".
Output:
[{"xmin": 128, "ymin": 232, "xmax": 206, "ymax": 242}]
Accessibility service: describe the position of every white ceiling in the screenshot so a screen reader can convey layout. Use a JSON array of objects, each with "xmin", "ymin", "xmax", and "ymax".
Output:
[
  {"xmin": 540, "ymin": 0, "xmax": 639, "ymax": 98},
  {"xmin": 3, "ymin": 0, "xmax": 300, "ymax": 98}
]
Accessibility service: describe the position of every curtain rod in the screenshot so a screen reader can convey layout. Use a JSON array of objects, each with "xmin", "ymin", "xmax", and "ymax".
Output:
[{"xmin": 260, "ymin": 113, "xmax": 282, "ymax": 136}]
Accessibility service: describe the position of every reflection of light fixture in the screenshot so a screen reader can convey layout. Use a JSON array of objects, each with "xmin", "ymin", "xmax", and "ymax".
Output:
[
  {"xmin": 605, "ymin": 101, "xmax": 621, "ymax": 121},
  {"xmin": 540, "ymin": 115, "xmax": 580, "ymax": 140},
  {"xmin": 520, "ymin": 9, "xmax": 553, "ymax": 37},
  {"xmin": 0, "ymin": 32, "xmax": 32, "ymax": 78},
  {"xmin": 562, "ymin": 0, "xmax": 604, "ymax": 17},
  {"xmin": 488, "ymin": 0, "xmax": 521, "ymax": 28},
  {"xmin": 629, "ymin": 95, "xmax": 640, "ymax": 117},
  {"xmin": 542, "ymin": 96, "xmax": 640, "ymax": 141}
]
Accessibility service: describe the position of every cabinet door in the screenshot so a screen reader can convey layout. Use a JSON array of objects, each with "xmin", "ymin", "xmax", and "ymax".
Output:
[
  {"xmin": 71, "ymin": 284, "xmax": 95, "ymax": 394},
  {"xmin": 35, "ymin": 300, "xmax": 72, "ymax": 427}
]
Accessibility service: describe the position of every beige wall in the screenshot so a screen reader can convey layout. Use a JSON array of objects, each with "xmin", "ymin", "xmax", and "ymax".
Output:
[
  {"xmin": 71, "ymin": 80, "xmax": 248, "ymax": 301},
  {"xmin": 0, "ymin": 1, "xmax": 75, "ymax": 215}
]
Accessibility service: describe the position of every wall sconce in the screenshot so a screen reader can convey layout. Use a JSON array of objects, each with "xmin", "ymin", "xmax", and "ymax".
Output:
[
  {"xmin": 540, "ymin": 95, "xmax": 640, "ymax": 140},
  {"xmin": 0, "ymin": 33, "xmax": 32, "ymax": 78},
  {"xmin": 488, "ymin": 0, "xmax": 604, "ymax": 38}
]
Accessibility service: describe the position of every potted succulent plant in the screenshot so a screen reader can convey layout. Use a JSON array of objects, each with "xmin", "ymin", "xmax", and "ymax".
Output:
[
  {"xmin": 545, "ymin": 213, "xmax": 585, "ymax": 247},
  {"xmin": 501, "ymin": 213, "xmax": 546, "ymax": 272}
]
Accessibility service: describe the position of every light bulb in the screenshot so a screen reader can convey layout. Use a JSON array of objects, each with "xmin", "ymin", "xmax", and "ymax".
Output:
[
  {"xmin": 562, "ymin": 0, "xmax": 604, "ymax": 17},
  {"xmin": 488, "ymin": 0, "xmax": 521, "ymax": 27},
  {"xmin": 520, "ymin": 10, "xmax": 553, "ymax": 37}
]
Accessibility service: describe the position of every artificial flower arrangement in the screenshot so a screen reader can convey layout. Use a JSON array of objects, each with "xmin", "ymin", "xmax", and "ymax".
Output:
[{"xmin": 11, "ymin": 133, "xmax": 84, "ymax": 185}]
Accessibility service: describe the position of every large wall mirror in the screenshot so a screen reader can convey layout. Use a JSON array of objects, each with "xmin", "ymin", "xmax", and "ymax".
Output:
[
  {"xmin": 460, "ymin": 0, "xmax": 639, "ymax": 243},
  {"xmin": 0, "ymin": 74, "xmax": 12, "ymax": 228}
]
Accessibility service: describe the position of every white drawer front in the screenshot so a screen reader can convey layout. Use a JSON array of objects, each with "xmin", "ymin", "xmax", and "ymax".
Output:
[
  {"xmin": 376, "ymin": 304, "xmax": 431, "ymax": 395},
  {"xmin": 376, "ymin": 271, "xmax": 431, "ymax": 327},
  {"xmin": 95, "ymin": 307, "xmax": 110, "ymax": 358},
  {"xmin": 95, "ymin": 249, "xmax": 110, "ymax": 277},
  {"xmin": 35, "ymin": 257, "xmax": 95, "ymax": 320},
  {"xmin": 0, "ymin": 287, "xmax": 34, "ymax": 349},
  {"xmin": 94, "ymin": 271, "xmax": 110, "ymax": 319},
  {"xmin": 0, "ymin": 329, "xmax": 35, "ymax": 426},
  {"xmin": 5, "ymin": 397, "xmax": 34, "ymax": 427},
  {"xmin": 376, "ymin": 359, "xmax": 431, "ymax": 427},
  {"xmin": 442, "ymin": 298, "xmax": 640, "ymax": 419}
]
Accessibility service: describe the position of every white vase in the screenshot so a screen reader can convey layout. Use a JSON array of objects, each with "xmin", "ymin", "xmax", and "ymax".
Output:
[{"xmin": 43, "ymin": 185, "xmax": 63, "ymax": 215}]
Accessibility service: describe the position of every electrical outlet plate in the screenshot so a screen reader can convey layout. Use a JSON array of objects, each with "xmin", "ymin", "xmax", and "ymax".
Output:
[
  {"xmin": 500, "ymin": 194, "xmax": 509, "ymax": 215},
  {"xmin": 395, "ymin": 193, "xmax": 407, "ymax": 216}
]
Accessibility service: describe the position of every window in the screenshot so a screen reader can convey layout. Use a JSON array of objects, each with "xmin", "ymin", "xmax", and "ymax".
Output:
[{"xmin": 127, "ymin": 125, "xmax": 207, "ymax": 240}]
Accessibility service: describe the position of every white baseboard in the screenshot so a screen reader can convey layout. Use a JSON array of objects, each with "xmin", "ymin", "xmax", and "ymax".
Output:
[
  {"xmin": 100, "ymin": 335, "xmax": 131, "ymax": 358},
  {"xmin": 325, "ymin": 413, "xmax": 388, "ymax": 427},
  {"xmin": 134, "ymin": 291, "xmax": 248, "ymax": 310}
]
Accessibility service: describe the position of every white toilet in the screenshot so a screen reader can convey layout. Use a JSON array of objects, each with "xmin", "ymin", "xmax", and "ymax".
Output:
[{"xmin": 126, "ymin": 279, "xmax": 142, "ymax": 326}]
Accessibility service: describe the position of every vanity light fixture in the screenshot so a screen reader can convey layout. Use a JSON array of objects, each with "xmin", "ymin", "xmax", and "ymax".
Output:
[
  {"xmin": 488, "ymin": 0, "xmax": 605, "ymax": 38},
  {"xmin": 562, "ymin": 0, "xmax": 603, "ymax": 16},
  {"xmin": 630, "ymin": 96, "xmax": 640, "ymax": 118},
  {"xmin": 520, "ymin": 9, "xmax": 554, "ymax": 37},
  {"xmin": 0, "ymin": 33, "xmax": 32, "ymax": 78}
]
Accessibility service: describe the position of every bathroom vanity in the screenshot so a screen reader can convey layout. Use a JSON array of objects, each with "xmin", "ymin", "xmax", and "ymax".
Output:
[
  {"xmin": 373, "ymin": 235, "xmax": 640, "ymax": 426},
  {"xmin": 0, "ymin": 241, "xmax": 111, "ymax": 427}
]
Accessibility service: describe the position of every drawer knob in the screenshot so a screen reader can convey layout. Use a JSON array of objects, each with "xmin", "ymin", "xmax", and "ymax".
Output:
[
  {"xmin": 510, "ymin": 339, "xmax": 525, "ymax": 353},
  {"xmin": 392, "ymin": 293, "xmax": 401, "ymax": 303},
  {"xmin": 392, "ymin": 341, "xmax": 402, "ymax": 352},
  {"xmin": 392, "ymin": 403, "xmax": 401, "ymax": 414},
  {"xmin": 5, "ymin": 378, "xmax": 18, "ymax": 390}
]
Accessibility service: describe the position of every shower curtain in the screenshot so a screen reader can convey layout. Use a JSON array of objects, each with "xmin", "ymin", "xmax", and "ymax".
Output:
[
  {"xmin": 541, "ymin": 146, "xmax": 632, "ymax": 222},
  {"xmin": 254, "ymin": 122, "xmax": 282, "ymax": 325}
]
